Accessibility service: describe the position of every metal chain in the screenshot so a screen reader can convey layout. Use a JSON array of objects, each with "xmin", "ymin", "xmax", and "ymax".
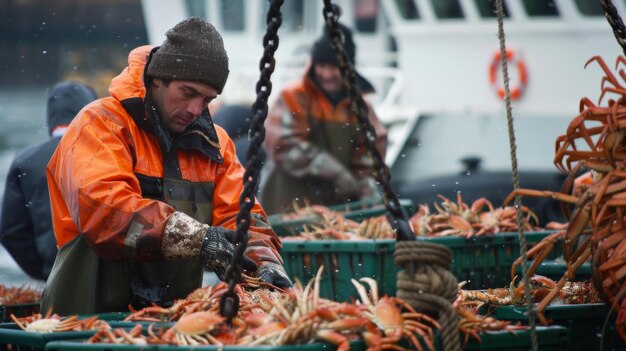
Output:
[
  {"xmin": 494, "ymin": 1, "xmax": 538, "ymax": 350},
  {"xmin": 321, "ymin": 0, "xmax": 414, "ymax": 241},
  {"xmin": 219, "ymin": 0, "xmax": 284, "ymax": 324},
  {"xmin": 599, "ymin": 0, "xmax": 626, "ymax": 55}
]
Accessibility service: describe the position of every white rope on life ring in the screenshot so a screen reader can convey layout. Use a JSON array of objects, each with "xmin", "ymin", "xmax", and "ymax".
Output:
[{"xmin": 489, "ymin": 49, "xmax": 528, "ymax": 100}]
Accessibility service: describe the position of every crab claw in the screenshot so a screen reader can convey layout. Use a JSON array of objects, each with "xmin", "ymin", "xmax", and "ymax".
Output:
[{"xmin": 316, "ymin": 330, "xmax": 351, "ymax": 351}]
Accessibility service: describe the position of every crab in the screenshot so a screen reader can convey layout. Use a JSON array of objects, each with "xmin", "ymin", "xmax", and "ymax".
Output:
[
  {"xmin": 11, "ymin": 311, "xmax": 108, "ymax": 333},
  {"xmin": 351, "ymin": 277, "xmax": 440, "ymax": 351}
]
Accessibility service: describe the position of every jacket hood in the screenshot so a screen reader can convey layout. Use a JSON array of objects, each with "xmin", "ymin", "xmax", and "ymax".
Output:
[
  {"xmin": 47, "ymin": 81, "xmax": 97, "ymax": 135},
  {"xmin": 109, "ymin": 45, "xmax": 154, "ymax": 103}
]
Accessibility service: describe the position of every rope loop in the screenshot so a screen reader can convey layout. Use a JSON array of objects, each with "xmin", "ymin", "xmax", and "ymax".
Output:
[{"xmin": 394, "ymin": 241, "xmax": 461, "ymax": 351}]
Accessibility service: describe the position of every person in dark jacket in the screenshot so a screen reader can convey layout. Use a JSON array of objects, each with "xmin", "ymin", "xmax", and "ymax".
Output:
[
  {"xmin": 261, "ymin": 23, "xmax": 388, "ymax": 214},
  {"xmin": 0, "ymin": 81, "xmax": 97, "ymax": 280}
]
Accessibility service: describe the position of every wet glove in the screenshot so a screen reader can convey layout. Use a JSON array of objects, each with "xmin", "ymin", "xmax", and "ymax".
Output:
[
  {"xmin": 257, "ymin": 261, "xmax": 293, "ymax": 289},
  {"xmin": 200, "ymin": 226, "xmax": 258, "ymax": 280}
]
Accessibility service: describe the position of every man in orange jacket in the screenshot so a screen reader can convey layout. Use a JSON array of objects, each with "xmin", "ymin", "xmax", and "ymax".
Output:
[
  {"xmin": 261, "ymin": 23, "xmax": 387, "ymax": 214},
  {"xmin": 42, "ymin": 17, "xmax": 291, "ymax": 315}
]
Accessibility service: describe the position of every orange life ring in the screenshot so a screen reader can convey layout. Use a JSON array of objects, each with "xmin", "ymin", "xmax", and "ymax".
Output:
[{"xmin": 489, "ymin": 49, "xmax": 528, "ymax": 100}]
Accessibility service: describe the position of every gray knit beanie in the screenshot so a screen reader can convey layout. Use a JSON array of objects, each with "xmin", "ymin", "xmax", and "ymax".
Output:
[{"xmin": 147, "ymin": 17, "xmax": 229, "ymax": 93}]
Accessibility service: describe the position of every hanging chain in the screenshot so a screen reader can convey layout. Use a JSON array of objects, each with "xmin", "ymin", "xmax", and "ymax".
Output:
[
  {"xmin": 494, "ymin": 1, "xmax": 538, "ymax": 350},
  {"xmin": 599, "ymin": 0, "xmax": 626, "ymax": 55},
  {"xmin": 321, "ymin": 0, "xmax": 414, "ymax": 241},
  {"xmin": 219, "ymin": 0, "xmax": 284, "ymax": 324}
]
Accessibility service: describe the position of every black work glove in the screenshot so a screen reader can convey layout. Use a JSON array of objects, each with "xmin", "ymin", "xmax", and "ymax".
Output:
[
  {"xmin": 257, "ymin": 261, "xmax": 293, "ymax": 289},
  {"xmin": 201, "ymin": 226, "xmax": 258, "ymax": 280}
]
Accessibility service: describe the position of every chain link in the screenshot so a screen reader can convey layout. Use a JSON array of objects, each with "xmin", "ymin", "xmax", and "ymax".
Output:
[
  {"xmin": 599, "ymin": 0, "xmax": 626, "ymax": 55},
  {"xmin": 219, "ymin": 0, "xmax": 284, "ymax": 323},
  {"xmin": 321, "ymin": 0, "xmax": 414, "ymax": 241}
]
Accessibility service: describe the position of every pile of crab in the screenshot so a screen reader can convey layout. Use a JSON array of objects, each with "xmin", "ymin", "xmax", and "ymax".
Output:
[
  {"xmin": 3, "ymin": 268, "xmax": 525, "ymax": 349},
  {"xmin": 409, "ymin": 193, "xmax": 545, "ymax": 237},
  {"xmin": 0, "ymin": 284, "xmax": 42, "ymax": 306},
  {"xmin": 81, "ymin": 268, "xmax": 442, "ymax": 350},
  {"xmin": 457, "ymin": 274, "xmax": 601, "ymax": 310},
  {"xmin": 280, "ymin": 194, "xmax": 545, "ymax": 241},
  {"xmin": 500, "ymin": 56, "xmax": 626, "ymax": 341},
  {"xmin": 10, "ymin": 311, "xmax": 110, "ymax": 333}
]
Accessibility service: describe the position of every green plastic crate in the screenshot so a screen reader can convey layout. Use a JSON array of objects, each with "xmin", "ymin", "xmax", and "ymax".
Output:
[
  {"xmin": 0, "ymin": 303, "xmax": 40, "ymax": 323},
  {"xmin": 45, "ymin": 341, "xmax": 346, "ymax": 351},
  {"xmin": 91, "ymin": 312, "xmax": 130, "ymax": 321},
  {"xmin": 268, "ymin": 199, "xmax": 414, "ymax": 237},
  {"xmin": 481, "ymin": 303, "xmax": 624, "ymax": 351},
  {"xmin": 463, "ymin": 326, "xmax": 569, "ymax": 350},
  {"xmin": 46, "ymin": 345, "xmax": 158, "ymax": 351},
  {"xmin": 0, "ymin": 323, "xmax": 97, "ymax": 351},
  {"xmin": 353, "ymin": 326, "xmax": 569, "ymax": 351},
  {"xmin": 514, "ymin": 260, "xmax": 592, "ymax": 282},
  {"xmin": 282, "ymin": 231, "xmax": 558, "ymax": 301},
  {"xmin": 43, "ymin": 327, "xmax": 569, "ymax": 351}
]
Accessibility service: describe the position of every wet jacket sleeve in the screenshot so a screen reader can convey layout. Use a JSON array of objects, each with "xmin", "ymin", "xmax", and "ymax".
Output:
[
  {"xmin": 211, "ymin": 135, "xmax": 283, "ymax": 265},
  {"xmin": 265, "ymin": 96, "xmax": 349, "ymax": 183},
  {"xmin": 49, "ymin": 109, "xmax": 175, "ymax": 262},
  {"xmin": 0, "ymin": 157, "xmax": 45, "ymax": 279}
]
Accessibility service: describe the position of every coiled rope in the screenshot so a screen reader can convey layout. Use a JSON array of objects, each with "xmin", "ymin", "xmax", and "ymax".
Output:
[{"xmin": 394, "ymin": 241, "xmax": 461, "ymax": 351}]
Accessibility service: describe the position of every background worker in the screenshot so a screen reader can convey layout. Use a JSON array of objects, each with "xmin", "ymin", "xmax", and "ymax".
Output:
[
  {"xmin": 261, "ymin": 23, "xmax": 388, "ymax": 214},
  {"xmin": 42, "ymin": 17, "xmax": 291, "ymax": 315},
  {"xmin": 0, "ymin": 81, "xmax": 97, "ymax": 281}
]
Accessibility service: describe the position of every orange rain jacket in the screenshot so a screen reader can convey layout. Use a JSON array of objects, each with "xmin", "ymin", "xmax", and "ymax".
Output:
[
  {"xmin": 47, "ymin": 45, "xmax": 282, "ymax": 266},
  {"xmin": 261, "ymin": 66, "xmax": 387, "ymax": 214}
]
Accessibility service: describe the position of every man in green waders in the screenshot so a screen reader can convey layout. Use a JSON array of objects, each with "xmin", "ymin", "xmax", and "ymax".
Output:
[
  {"xmin": 42, "ymin": 17, "xmax": 291, "ymax": 315},
  {"xmin": 261, "ymin": 23, "xmax": 388, "ymax": 215}
]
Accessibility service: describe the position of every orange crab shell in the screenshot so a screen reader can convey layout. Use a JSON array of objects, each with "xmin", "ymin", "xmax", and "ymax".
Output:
[
  {"xmin": 373, "ymin": 297, "xmax": 404, "ymax": 333},
  {"xmin": 173, "ymin": 311, "xmax": 224, "ymax": 335}
]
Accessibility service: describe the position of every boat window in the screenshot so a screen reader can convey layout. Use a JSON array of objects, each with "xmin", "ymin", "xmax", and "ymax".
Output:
[
  {"xmin": 430, "ymin": 0, "xmax": 464, "ymax": 19},
  {"xmin": 394, "ymin": 0, "xmax": 420, "ymax": 19},
  {"xmin": 522, "ymin": 0, "xmax": 559, "ymax": 17},
  {"xmin": 573, "ymin": 0, "xmax": 603, "ymax": 16},
  {"xmin": 474, "ymin": 0, "xmax": 509, "ymax": 18},
  {"xmin": 354, "ymin": 0, "xmax": 378, "ymax": 33},
  {"xmin": 261, "ymin": 0, "xmax": 304, "ymax": 31},
  {"xmin": 220, "ymin": 0, "xmax": 245, "ymax": 31},
  {"xmin": 184, "ymin": 0, "xmax": 206, "ymax": 18}
]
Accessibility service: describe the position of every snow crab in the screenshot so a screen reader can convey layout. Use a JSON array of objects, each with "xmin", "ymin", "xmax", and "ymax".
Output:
[
  {"xmin": 351, "ymin": 277, "xmax": 440, "ymax": 351},
  {"xmin": 153, "ymin": 310, "xmax": 243, "ymax": 345},
  {"xmin": 502, "ymin": 55, "xmax": 626, "ymax": 337},
  {"xmin": 87, "ymin": 324, "xmax": 147, "ymax": 345},
  {"xmin": 11, "ymin": 311, "xmax": 108, "ymax": 333},
  {"xmin": 409, "ymin": 193, "xmax": 540, "ymax": 237}
]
